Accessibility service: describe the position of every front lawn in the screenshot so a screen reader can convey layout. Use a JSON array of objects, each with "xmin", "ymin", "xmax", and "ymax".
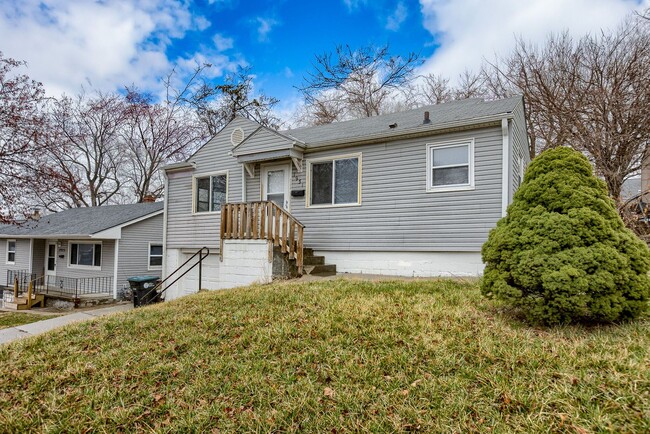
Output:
[
  {"xmin": 0, "ymin": 311, "xmax": 59, "ymax": 330},
  {"xmin": 0, "ymin": 279, "xmax": 648, "ymax": 432}
]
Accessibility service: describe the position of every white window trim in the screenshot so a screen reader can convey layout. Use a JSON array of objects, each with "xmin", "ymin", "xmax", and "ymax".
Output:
[
  {"xmin": 306, "ymin": 152, "xmax": 362, "ymax": 208},
  {"xmin": 68, "ymin": 240, "xmax": 102, "ymax": 271},
  {"xmin": 148, "ymin": 242, "xmax": 163, "ymax": 271},
  {"xmin": 426, "ymin": 139, "xmax": 475, "ymax": 193},
  {"xmin": 6, "ymin": 239, "xmax": 16, "ymax": 265},
  {"xmin": 192, "ymin": 170, "xmax": 229, "ymax": 215}
]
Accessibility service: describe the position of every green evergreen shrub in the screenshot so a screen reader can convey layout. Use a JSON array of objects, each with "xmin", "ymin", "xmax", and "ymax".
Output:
[{"xmin": 481, "ymin": 147, "xmax": 650, "ymax": 325}]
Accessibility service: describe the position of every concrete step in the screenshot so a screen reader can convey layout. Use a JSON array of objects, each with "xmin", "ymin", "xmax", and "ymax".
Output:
[
  {"xmin": 303, "ymin": 255, "xmax": 325, "ymax": 266},
  {"xmin": 303, "ymin": 264, "xmax": 337, "ymax": 276}
]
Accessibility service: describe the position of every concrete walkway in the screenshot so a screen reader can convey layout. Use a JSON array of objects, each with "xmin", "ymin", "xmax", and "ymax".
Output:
[{"xmin": 0, "ymin": 303, "xmax": 133, "ymax": 345}]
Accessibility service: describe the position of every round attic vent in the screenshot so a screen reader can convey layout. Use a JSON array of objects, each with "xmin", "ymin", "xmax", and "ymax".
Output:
[{"xmin": 230, "ymin": 127, "xmax": 245, "ymax": 146}]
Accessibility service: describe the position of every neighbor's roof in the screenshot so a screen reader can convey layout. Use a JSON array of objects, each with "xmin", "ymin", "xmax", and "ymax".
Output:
[
  {"xmin": 0, "ymin": 202, "xmax": 164, "ymax": 237},
  {"xmin": 283, "ymin": 96, "xmax": 523, "ymax": 147}
]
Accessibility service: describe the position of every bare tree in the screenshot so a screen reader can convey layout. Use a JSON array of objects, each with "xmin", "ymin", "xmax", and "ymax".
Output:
[
  {"xmin": 187, "ymin": 66, "xmax": 281, "ymax": 136},
  {"xmin": 484, "ymin": 15, "xmax": 650, "ymax": 199},
  {"xmin": 43, "ymin": 91, "xmax": 128, "ymax": 209},
  {"xmin": 453, "ymin": 69, "xmax": 489, "ymax": 100},
  {"xmin": 298, "ymin": 44, "xmax": 421, "ymax": 123},
  {"xmin": 418, "ymin": 73, "xmax": 453, "ymax": 105},
  {"xmin": 121, "ymin": 88, "xmax": 207, "ymax": 202},
  {"xmin": 0, "ymin": 52, "xmax": 53, "ymax": 222}
]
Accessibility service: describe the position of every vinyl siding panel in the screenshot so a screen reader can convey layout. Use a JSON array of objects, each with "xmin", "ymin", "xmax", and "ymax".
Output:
[
  {"xmin": 510, "ymin": 99, "xmax": 530, "ymax": 197},
  {"xmin": 55, "ymin": 239, "xmax": 115, "ymax": 280},
  {"xmin": 0, "ymin": 238, "xmax": 31, "ymax": 286},
  {"xmin": 284, "ymin": 126, "xmax": 504, "ymax": 252},
  {"xmin": 117, "ymin": 214, "xmax": 164, "ymax": 292},
  {"xmin": 166, "ymin": 117, "xmax": 259, "ymax": 250},
  {"xmin": 166, "ymin": 123, "xmax": 504, "ymax": 252},
  {"xmin": 234, "ymin": 127, "xmax": 297, "ymax": 155}
]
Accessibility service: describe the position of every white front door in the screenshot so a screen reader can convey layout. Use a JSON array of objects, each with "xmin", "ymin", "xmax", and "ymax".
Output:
[
  {"xmin": 45, "ymin": 242, "xmax": 57, "ymax": 278},
  {"xmin": 262, "ymin": 164, "xmax": 291, "ymax": 211}
]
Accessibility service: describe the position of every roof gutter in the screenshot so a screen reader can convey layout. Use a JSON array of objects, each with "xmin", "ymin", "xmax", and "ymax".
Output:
[
  {"xmin": 163, "ymin": 161, "xmax": 196, "ymax": 173},
  {"xmin": 302, "ymin": 112, "xmax": 513, "ymax": 153}
]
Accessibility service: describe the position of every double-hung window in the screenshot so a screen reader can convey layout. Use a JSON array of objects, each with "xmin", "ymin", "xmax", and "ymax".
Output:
[
  {"xmin": 69, "ymin": 242, "xmax": 101, "ymax": 268},
  {"xmin": 308, "ymin": 154, "xmax": 361, "ymax": 207},
  {"xmin": 427, "ymin": 140, "xmax": 474, "ymax": 191},
  {"xmin": 6, "ymin": 240, "xmax": 16, "ymax": 264},
  {"xmin": 194, "ymin": 172, "xmax": 227, "ymax": 213},
  {"xmin": 149, "ymin": 244, "xmax": 163, "ymax": 269}
]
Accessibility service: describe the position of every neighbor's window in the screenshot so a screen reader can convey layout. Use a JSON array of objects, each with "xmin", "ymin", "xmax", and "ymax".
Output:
[
  {"xmin": 69, "ymin": 242, "xmax": 101, "ymax": 268},
  {"xmin": 149, "ymin": 244, "xmax": 163, "ymax": 269},
  {"xmin": 427, "ymin": 141, "xmax": 474, "ymax": 191},
  {"xmin": 309, "ymin": 155, "xmax": 361, "ymax": 206},
  {"xmin": 6, "ymin": 240, "xmax": 16, "ymax": 264},
  {"xmin": 195, "ymin": 173, "xmax": 227, "ymax": 212}
]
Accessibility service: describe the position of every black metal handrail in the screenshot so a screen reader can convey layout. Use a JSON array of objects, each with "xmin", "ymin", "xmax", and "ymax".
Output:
[
  {"xmin": 138, "ymin": 247, "xmax": 210, "ymax": 307},
  {"xmin": 5, "ymin": 270, "xmax": 112, "ymax": 299}
]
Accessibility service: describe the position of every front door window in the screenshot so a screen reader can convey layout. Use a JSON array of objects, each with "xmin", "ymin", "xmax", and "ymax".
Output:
[{"xmin": 263, "ymin": 165, "xmax": 290, "ymax": 210}]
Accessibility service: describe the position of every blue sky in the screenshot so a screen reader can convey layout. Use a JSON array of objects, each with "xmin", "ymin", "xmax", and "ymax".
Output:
[
  {"xmin": 178, "ymin": 0, "xmax": 436, "ymax": 102},
  {"xmin": 0, "ymin": 0, "xmax": 647, "ymax": 116}
]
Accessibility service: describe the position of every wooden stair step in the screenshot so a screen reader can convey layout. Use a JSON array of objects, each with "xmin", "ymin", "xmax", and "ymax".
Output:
[{"xmin": 302, "ymin": 248, "xmax": 314, "ymax": 257}]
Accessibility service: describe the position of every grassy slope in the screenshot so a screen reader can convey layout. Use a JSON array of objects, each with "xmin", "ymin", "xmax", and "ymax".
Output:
[
  {"xmin": 0, "ymin": 312, "xmax": 58, "ymax": 330},
  {"xmin": 0, "ymin": 279, "xmax": 648, "ymax": 432}
]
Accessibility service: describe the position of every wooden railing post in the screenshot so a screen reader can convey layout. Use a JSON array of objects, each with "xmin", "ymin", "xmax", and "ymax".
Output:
[
  {"xmin": 13, "ymin": 276, "xmax": 18, "ymax": 298},
  {"xmin": 218, "ymin": 201, "xmax": 306, "ymax": 273},
  {"xmin": 297, "ymin": 226, "xmax": 304, "ymax": 274},
  {"xmin": 274, "ymin": 206, "xmax": 281, "ymax": 247},
  {"xmin": 289, "ymin": 221, "xmax": 296, "ymax": 256},
  {"xmin": 27, "ymin": 281, "xmax": 33, "ymax": 309}
]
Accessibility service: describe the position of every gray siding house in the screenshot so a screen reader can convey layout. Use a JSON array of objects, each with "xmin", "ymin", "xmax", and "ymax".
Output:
[
  {"xmin": 0, "ymin": 203, "xmax": 164, "ymax": 300},
  {"xmin": 163, "ymin": 97, "xmax": 530, "ymax": 299}
]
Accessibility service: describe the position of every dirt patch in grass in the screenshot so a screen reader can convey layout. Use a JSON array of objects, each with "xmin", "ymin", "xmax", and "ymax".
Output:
[
  {"xmin": 0, "ymin": 279, "xmax": 648, "ymax": 432},
  {"xmin": 0, "ymin": 312, "xmax": 59, "ymax": 330}
]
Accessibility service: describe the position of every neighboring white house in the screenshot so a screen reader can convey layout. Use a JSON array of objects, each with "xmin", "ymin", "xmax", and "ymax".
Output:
[
  {"xmin": 162, "ymin": 96, "xmax": 530, "ymax": 300},
  {"xmin": 0, "ymin": 202, "xmax": 164, "ymax": 302}
]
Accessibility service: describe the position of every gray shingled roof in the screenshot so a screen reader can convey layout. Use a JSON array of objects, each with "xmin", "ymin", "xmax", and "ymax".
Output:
[
  {"xmin": 0, "ymin": 202, "xmax": 163, "ymax": 237},
  {"xmin": 284, "ymin": 96, "xmax": 522, "ymax": 146}
]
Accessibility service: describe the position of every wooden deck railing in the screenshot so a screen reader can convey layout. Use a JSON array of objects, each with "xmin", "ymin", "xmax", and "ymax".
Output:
[{"xmin": 220, "ymin": 201, "xmax": 305, "ymax": 274}]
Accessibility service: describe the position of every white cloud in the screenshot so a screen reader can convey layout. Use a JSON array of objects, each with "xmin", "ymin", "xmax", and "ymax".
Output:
[
  {"xmin": 255, "ymin": 17, "xmax": 279, "ymax": 42},
  {"xmin": 418, "ymin": 0, "xmax": 650, "ymax": 81},
  {"xmin": 0, "ymin": 0, "xmax": 236, "ymax": 97},
  {"xmin": 386, "ymin": 1, "xmax": 408, "ymax": 31},
  {"xmin": 213, "ymin": 33, "xmax": 234, "ymax": 51},
  {"xmin": 343, "ymin": 0, "xmax": 369, "ymax": 12}
]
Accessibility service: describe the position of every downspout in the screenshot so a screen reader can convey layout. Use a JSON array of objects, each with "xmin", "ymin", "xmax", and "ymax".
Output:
[
  {"xmin": 113, "ymin": 239, "xmax": 119, "ymax": 300},
  {"xmin": 242, "ymin": 165, "xmax": 247, "ymax": 202},
  {"xmin": 501, "ymin": 118, "xmax": 511, "ymax": 217},
  {"xmin": 161, "ymin": 173, "xmax": 169, "ymax": 286}
]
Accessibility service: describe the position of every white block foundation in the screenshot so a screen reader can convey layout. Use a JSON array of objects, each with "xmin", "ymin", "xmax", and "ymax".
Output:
[
  {"xmin": 315, "ymin": 250, "xmax": 484, "ymax": 277},
  {"xmin": 164, "ymin": 240, "xmax": 272, "ymax": 300}
]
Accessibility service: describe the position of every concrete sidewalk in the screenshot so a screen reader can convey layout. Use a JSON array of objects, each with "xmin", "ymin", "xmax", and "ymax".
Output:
[{"xmin": 0, "ymin": 303, "xmax": 133, "ymax": 345}]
